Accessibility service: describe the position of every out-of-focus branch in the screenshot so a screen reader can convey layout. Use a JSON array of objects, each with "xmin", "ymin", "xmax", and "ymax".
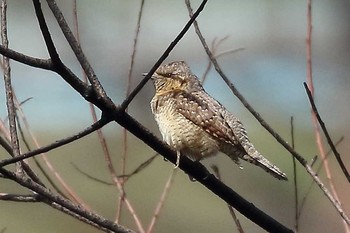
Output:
[
  {"xmin": 0, "ymin": 0, "xmax": 295, "ymax": 232},
  {"xmin": 185, "ymin": 0, "xmax": 349, "ymax": 226},
  {"xmin": 147, "ymin": 169, "xmax": 177, "ymax": 233},
  {"xmin": 0, "ymin": 193, "xmax": 39, "ymax": 202},
  {"xmin": 211, "ymin": 165, "xmax": 244, "ymax": 233}
]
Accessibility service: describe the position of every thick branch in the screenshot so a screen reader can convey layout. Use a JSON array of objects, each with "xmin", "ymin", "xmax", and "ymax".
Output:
[
  {"xmin": 184, "ymin": 0, "xmax": 350, "ymax": 226},
  {"xmin": 0, "ymin": 168, "xmax": 135, "ymax": 233}
]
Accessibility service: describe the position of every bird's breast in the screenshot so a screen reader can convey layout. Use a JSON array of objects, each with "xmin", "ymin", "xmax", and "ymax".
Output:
[{"xmin": 151, "ymin": 96, "xmax": 219, "ymax": 160}]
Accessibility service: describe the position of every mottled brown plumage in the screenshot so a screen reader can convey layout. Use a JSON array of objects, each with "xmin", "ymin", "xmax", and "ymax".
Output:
[{"xmin": 149, "ymin": 61, "xmax": 287, "ymax": 180}]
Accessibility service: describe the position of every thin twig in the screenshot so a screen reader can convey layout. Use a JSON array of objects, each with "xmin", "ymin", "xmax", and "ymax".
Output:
[
  {"xmin": 0, "ymin": 0, "xmax": 294, "ymax": 231},
  {"xmin": 0, "ymin": 168, "xmax": 135, "ymax": 233},
  {"xmin": 120, "ymin": 0, "xmax": 209, "ymax": 110},
  {"xmin": 185, "ymin": 0, "xmax": 350, "ymax": 225},
  {"xmin": 305, "ymin": 1, "xmax": 349, "ymax": 230},
  {"xmin": 0, "ymin": 107, "xmax": 45, "ymax": 188},
  {"xmin": 31, "ymin": 0, "xmax": 90, "ymax": 100},
  {"xmin": 118, "ymin": 0, "xmax": 145, "ymax": 223},
  {"xmin": 120, "ymin": 154, "xmax": 158, "ymax": 180},
  {"xmin": 304, "ymin": 83, "xmax": 349, "ymax": 181},
  {"xmin": 16, "ymin": 112, "xmax": 64, "ymax": 194},
  {"xmin": 0, "ymin": 193, "xmax": 39, "ymax": 202},
  {"xmin": 0, "ymin": 118, "xmax": 110, "ymax": 168},
  {"xmin": 202, "ymin": 35, "xmax": 243, "ymax": 83},
  {"xmin": 290, "ymin": 117, "xmax": 299, "ymax": 232},
  {"xmin": 45, "ymin": 0, "xmax": 108, "ymax": 100},
  {"xmin": 298, "ymin": 137, "xmax": 344, "ymax": 218},
  {"xmin": 72, "ymin": 154, "xmax": 158, "ymax": 185},
  {"xmin": 1, "ymin": 0, "xmax": 22, "ymax": 174},
  {"xmin": 15, "ymin": 113, "xmax": 48, "ymax": 186},
  {"xmin": 71, "ymin": 163, "xmax": 113, "ymax": 185},
  {"xmin": 211, "ymin": 165, "xmax": 244, "ymax": 233},
  {"xmin": 147, "ymin": 169, "xmax": 177, "ymax": 233}
]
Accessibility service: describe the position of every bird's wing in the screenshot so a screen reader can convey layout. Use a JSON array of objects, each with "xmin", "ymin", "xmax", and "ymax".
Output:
[
  {"xmin": 175, "ymin": 90, "xmax": 287, "ymax": 180},
  {"xmin": 175, "ymin": 90, "xmax": 238, "ymax": 145}
]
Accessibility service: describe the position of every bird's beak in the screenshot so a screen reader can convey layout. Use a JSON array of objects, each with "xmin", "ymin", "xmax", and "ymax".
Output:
[{"xmin": 142, "ymin": 72, "xmax": 156, "ymax": 79}]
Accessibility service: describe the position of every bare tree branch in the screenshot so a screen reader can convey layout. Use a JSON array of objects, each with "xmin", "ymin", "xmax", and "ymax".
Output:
[
  {"xmin": 0, "ymin": 118, "xmax": 110, "ymax": 168},
  {"xmin": 184, "ymin": 0, "xmax": 350, "ymax": 226},
  {"xmin": 45, "ymin": 0, "xmax": 108, "ymax": 100},
  {"xmin": 0, "ymin": 45, "xmax": 52, "ymax": 69},
  {"xmin": 0, "ymin": 193, "xmax": 39, "ymax": 202},
  {"xmin": 304, "ymin": 83, "xmax": 350, "ymax": 181},
  {"xmin": 0, "ymin": 168, "xmax": 135, "ymax": 233},
  {"xmin": 1, "ymin": 0, "xmax": 21, "ymax": 173},
  {"xmin": 211, "ymin": 165, "xmax": 245, "ymax": 233},
  {"xmin": 290, "ymin": 117, "xmax": 299, "ymax": 232},
  {"xmin": 121, "ymin": 0, "xmax": 209, "ymax": 110}
]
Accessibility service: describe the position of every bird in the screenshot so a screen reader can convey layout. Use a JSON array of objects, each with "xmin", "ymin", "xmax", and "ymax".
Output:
[{"xmin": 149, "ymin": 61, "xmax": 287, "ymax": 180}]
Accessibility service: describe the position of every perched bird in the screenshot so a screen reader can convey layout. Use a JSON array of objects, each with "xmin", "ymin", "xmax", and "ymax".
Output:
[{"xmin": 149, "ymin": 61, "xmax": 287, "ymax": 180}]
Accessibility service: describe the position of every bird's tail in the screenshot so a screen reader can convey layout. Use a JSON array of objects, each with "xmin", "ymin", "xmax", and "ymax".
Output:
[{"xmin": 244, "ymin": 149, "xmax": 288, "ymax": 181}]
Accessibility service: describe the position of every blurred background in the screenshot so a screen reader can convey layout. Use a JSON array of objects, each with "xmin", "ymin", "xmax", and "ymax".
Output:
[{"xmin": 0, "ymin": 0, "xmax": 349, "ymax": 232}]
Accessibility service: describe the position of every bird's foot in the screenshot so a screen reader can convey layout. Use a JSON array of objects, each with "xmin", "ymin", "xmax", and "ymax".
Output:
[{"xmin": 173, "ymin": 151, "xmax": 181, "ymax": 169}]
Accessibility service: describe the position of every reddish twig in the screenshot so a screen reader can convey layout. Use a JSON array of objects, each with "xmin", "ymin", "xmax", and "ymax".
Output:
[
  {"xmin": 147, "ymin": 169, "xmax": 177, "ymax": 233},
  {"xmin": 305, "ymin": 1, "xmax": 349, "ymax": 231},
  {"xmin": 298, "ymin": 137, "xmax": 344, "ymax": 218},
  {"xmin": 185, "ymin": 0, "xmax": 350, "ymax": 226},
  {"xmin": 211, "ymin": 165, "xmax": 244, "ymax": 233},
  {"xmin": 71, "ymin": 2, "xmax": 144, "ymax": 230}
]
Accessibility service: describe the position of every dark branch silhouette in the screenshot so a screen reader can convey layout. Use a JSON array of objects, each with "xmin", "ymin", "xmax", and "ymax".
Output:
[{"xmin": 304, "ymin": 82, "xmax": 350, "ymax": 182}]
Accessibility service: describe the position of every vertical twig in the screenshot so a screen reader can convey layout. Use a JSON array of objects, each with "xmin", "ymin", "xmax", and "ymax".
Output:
[
  {"xmin": 290, "ymin": 117, "xmax": 299, "ymax": 232},
  {"xmin": 1, "ymin": 0, "xmax": 22, "ymax": 174},
  {"xmin": 117, "ymin": 0, "xmax": 145, "ymax": 222},
  {"xmin": 146, "ymin": 169, "xmax": 177, "ymax": 233},
  {"xmin": 71, "ymin": 2, "xmax": 144, "ymax": 231},
  {"xmin": 185, "ymin": 0, "xmax": 350, "ymax": 225},
  {"xmin": 305, "ymin": 1, "xmax": 349, "ymax": 231},
  {"xmin": 211, "ymin": 165, "xmax": 245, "ymax": 233}
]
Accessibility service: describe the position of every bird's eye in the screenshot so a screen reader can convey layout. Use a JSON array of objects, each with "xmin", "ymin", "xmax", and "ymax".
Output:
[{"xmin": 163, "ymin": 73, "xmax": 172, "ymax": 78}]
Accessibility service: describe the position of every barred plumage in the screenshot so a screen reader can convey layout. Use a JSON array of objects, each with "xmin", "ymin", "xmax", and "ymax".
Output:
[{"xmin": 150, "ymin": 61, "xmax": 287, "ymax": 180}]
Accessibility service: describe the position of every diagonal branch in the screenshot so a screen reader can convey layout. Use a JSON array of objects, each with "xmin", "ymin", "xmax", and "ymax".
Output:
[
  {"xmin": 0, "ymin": 118, "xmax": 111, "ymax": 168},
  {"xmin": 45, "ymin": 0, "xmax": 108, "ymax": 100},
  {"xmin": 112, "ymin": 111, "xmax": 294, "ymax": 233},
  {"xmin": 120, "ymin": 0, "xmax": 209, "ymax": 110},
  {"xmin": 0, "ymin": 45, "xmax": 52, "ymax": 69},
  {"xmin": 0, "ymin": 168, "xmax": 135, "ymax": 233},
  {"xmin": 184, "ymin": 0, "xmax": 350, "ymax": 226},
  {"xmin": 304, "ymin": 83, "xmax": 349, "ymax": 181},
  {"xmin": 1, "ymin": 0, "xmax": 22, "ymax": 174}
]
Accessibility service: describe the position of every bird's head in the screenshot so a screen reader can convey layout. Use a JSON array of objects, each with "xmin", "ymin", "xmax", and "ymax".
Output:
[{"xmin": 148, "ymin": 61, "xmax": 203, "ymax": 95}]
